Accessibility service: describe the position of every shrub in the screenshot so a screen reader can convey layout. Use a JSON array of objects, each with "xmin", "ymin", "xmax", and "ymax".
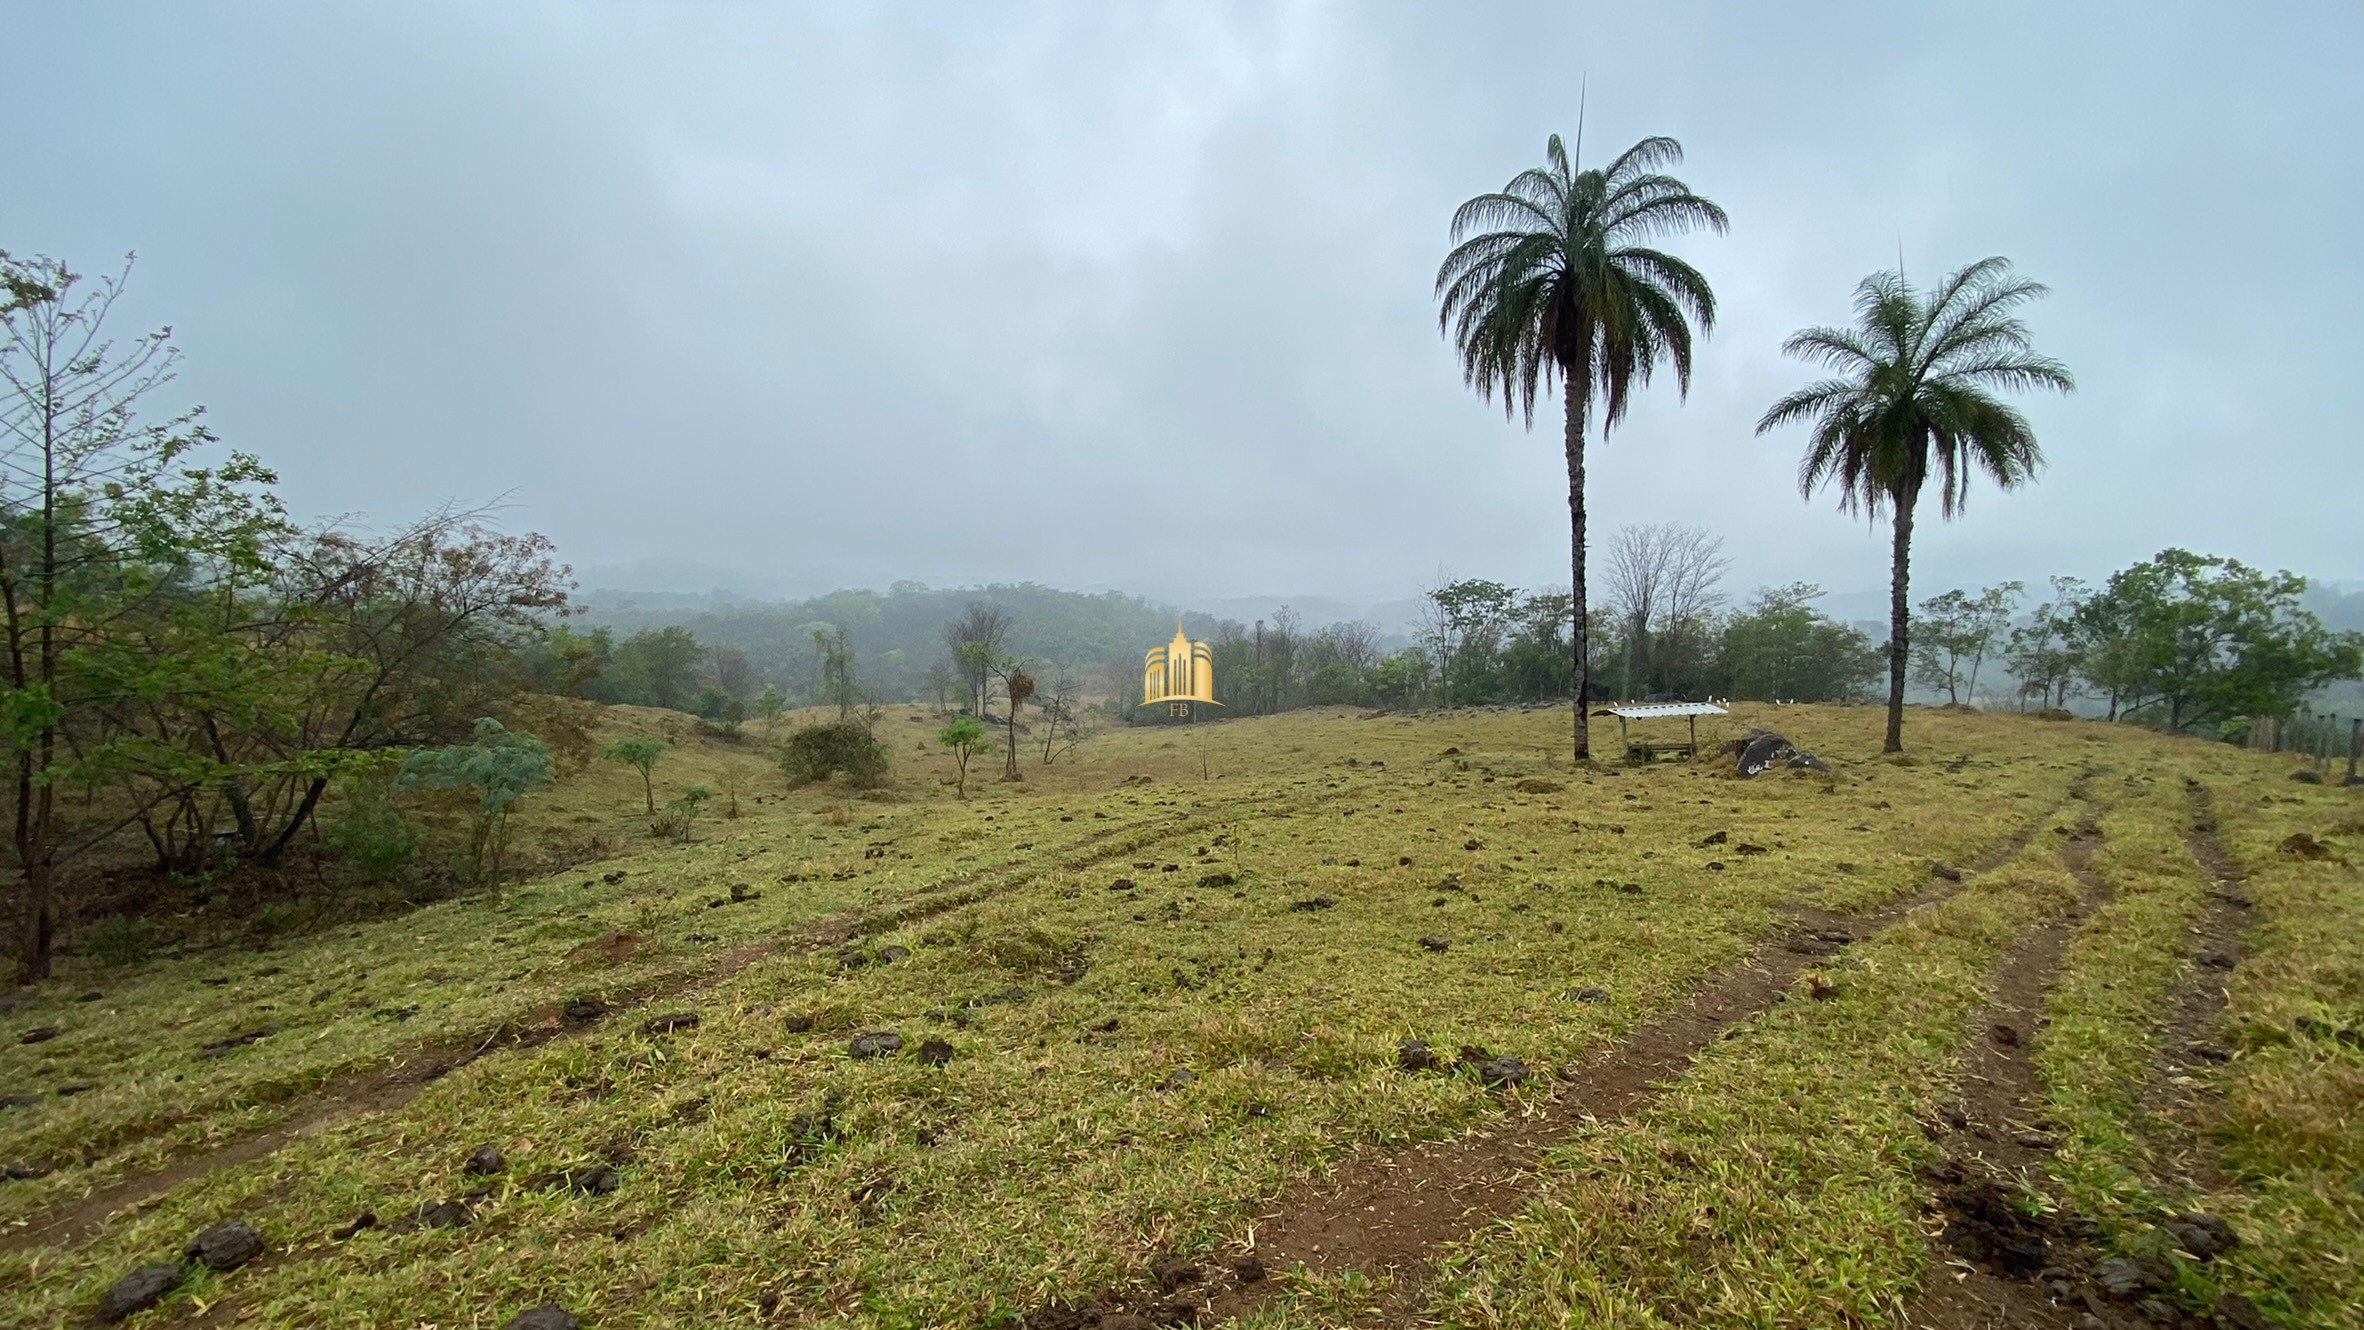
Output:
[
  {"xmin": 779, "ymin": 720, "xmax": 890, "ymax": 788},
  {"xmin": 83, "ymin": 915, "xmax": 155, "ymax": 968},
  {"xmin": 325, "ymin": 770, "xmax": 425, "ymax": 888},
  {"xmin": 651, "ymin": 785, "xmax": 714, "ymax": 842}
]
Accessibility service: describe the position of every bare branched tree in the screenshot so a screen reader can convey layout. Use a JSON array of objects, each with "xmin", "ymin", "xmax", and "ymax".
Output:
[
  {"xmin": 1602, "ymin": 523, "xmax": 1729, "ymax": 698},
  {"xmin": 941, "ymin": 602, "xmax": 1009, "ymax": 715}
]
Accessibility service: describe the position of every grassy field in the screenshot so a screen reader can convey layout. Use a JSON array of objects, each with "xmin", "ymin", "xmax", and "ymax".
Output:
[{"xmin": 0, "ymin": 702, "xmax": 2355, "ymax": 1328}]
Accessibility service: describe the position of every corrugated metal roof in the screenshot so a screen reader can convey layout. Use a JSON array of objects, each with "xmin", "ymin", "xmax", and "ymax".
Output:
[{"xmin": 1589, "ymin": 702, "xmax": 1730, "ymax": 719}]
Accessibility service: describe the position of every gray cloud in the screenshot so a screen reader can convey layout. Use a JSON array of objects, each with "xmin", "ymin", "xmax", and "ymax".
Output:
[{"xmin": 6, "ymin": 1, "xmax": 2357, "ymax": 611}]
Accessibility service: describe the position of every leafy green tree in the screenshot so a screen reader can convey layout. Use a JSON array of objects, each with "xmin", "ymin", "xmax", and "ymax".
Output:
[
  {"xmin": 1757, "ymin": 258, "xmax": 2073, "ymax": 751},
  {"xmin": 1437, "ymin": 133, "xmax": 1726, "ymax": 756},
  {"xmin": 600, "ymin": 626, "xmax": 705, "ymax": 710},
  {"xmin": 2081, "ymin": 549, "xmax": 2362, "ymax": 732},
  {"xmin": 2006, "ymin": 577, "xmax": 2087, "ymax": 710},
  {"xmin": 753, "ymin": 685, "xmax": 787, "ymax": 736},
  {"xmin": 938, "ymin": 714, "xmax": 988, "ymax": 799},
  {"xmin": 1423, "ymin": 579, "xmax": 1518, "ymax": 707},
  {"xmin": 397, "ymin": 718, "xmax": 554, "ymax": 898},
  {"xmin": 603, "ymin": 736, "xmax": 665, "ymax": 813},
  {"xmin": 1, "ymin": 252, "xmax": 294, "ymax": 978},
  {"xmin": 1912, "ymin": 582, "xmax": 2023, "ymax": 704},
  {"xmin": 1717, "ymin": 584, "xmax": 1882, "ymax": 703}
]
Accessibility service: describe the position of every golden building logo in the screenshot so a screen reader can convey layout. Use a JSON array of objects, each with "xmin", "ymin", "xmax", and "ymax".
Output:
[{"xmin": 1142, "ymin": 623, "xmax": 1220, "ymax": 716}]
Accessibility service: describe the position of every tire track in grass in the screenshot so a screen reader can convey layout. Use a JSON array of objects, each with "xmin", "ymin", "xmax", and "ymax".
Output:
[
  {"xmin": 2158, "ymin": 780, "xmax": 2250, "ymax": 1192},
  {"xmin": 1023, "ymin": 774, "xmax": 2098, "ymax": 1329},
  {"xmin": 1906, "ymin": 812, "xmax": 2113, "ymax": 1330},
  {"xmin": 2, "ymin": 789, "xmax": 1326, "ymax": 1256}
]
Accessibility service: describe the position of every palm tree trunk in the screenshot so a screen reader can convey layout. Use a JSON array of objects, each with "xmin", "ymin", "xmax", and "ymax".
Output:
[
  {"xmin": 1564, "ymin": 375, "xmax": 1590, "ymax": 761},
  {"xmin": 1883, "ymin": 480, "xmax": 1919, "ymax": 753}
]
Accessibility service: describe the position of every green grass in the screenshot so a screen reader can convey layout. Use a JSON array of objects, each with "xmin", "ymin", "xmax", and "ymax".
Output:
[{"xmin": 0, "ymin": 703, "xmax": 2350, "ymax": 1328}]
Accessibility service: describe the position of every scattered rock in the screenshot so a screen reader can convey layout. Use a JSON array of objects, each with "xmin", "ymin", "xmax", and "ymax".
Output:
[
  {"xmin": 847, "ymin": 1031, "xmax": 904, "ymax": 1059},
  {"xmin": 1564, "ymin": 986, "xmax": 1612, "ymax": 1004},
  {"xmin": 562, "ymin": 997, "xmax": 608, "ymax": 1024},
  {"xmin": 55, "ymin": 1080, "xmax": 95, "ymax": 1096},
  {"xmin": 1289, "ymin": 896, "xmax": 1336, "ymax": 912},
  {"xmin": 2197, "ymin": 949, "xmax": 2236, "ymax": 970},
  {"xmin": 502, "ymin": 1307, "xmax": 581, "ymax": 1330},
  {"xmin": 2093, "ymin": 1256, "xmax": 2169, "ymax": 1300},
  {"xmin": 1154, "ymin": 1068, "xmax": 1194, "ymax": 1093},
  {"xmin": 1989, "ymin": 1022, "xmax": 2021, "ymax": 1048},
  {"xmin": 730, "ymin": 882, "xmax": 759, "ymax": 903},
  {"xmin": 2289, "ymin": 769, "xmax": 2324, "ymax": 784},
  {"xmin": 1936, "ymin": 1102, "xmax": 1968, "ymax": 1129},
  {"xmin": 914, "ymin": 1038, "xmax": 955, "ymax": 1067},
  {"xmin": 396, "ymin": 1198, "xmax": 473, "ymax": 1231},
  {"xmin": 1736, "ymin": 843, "xmax": 1769, "ymax": 855},
  {"xmin": 184, "ymin": 1218, "xmax": 265, "ymax": 1271},
  {"xmin": 1397, "ymin": 1038, "xmax": 1440, "ymax": 1072},
  {"xmin": 2013, "ymin": 1131, "xmax": 2057, "ymax": 1151},
  {"xmin": 97, "ymin": 1262, "xmax": 183, "ymax": 1322},
  {"xmin": 1930, "ymin": 862, "xmax": 1964, "ymax": 882},
  {"xmin": 18, "ymin": 1026, "xmax": 59, "ymax": 1045},
  {"xmin": 568, "ymin": 1165, "xmax": 621, "ymax": 1196},
  {"xmin": 1698, "ymin": 830, "xmax": 1729, "ymax": 846},
  {"xmin": 2164, "ymin": 1211, "xmax": 2238, "ymax": 1261},
  {"xmin": 877, "ymin": 945, "xmax": 911, "ymax": 965},
  {"xmin": 1109, "ymin": 878, "xmax": 1137, "ymax": 892},
  {"xmin": 1197, "ymin": 872, "xmax": 1236, "ymax": 888},
  {"xmin": 640, "ymin": 1012, "xmax": 701, "ymax": 1035},
  {"xmin": 3, "ymin": 1161, "xmax": 53, "ymax": 1180},
  {"xmin": 464, "ymin": 1144, "xmax": 506, "ymax": 1176},
  {"xmin": 1513, "ymin": 778, "xmax": 1562, "ymax": 794},
  {"xmin": 1472, "ymin": 1053, "xmax": 1529, "ymax": 1088},
  {"xmin": 1418, "ymin": 934, "xmax": 1450, "ymax": 953},
  {"xmin": 782, "ymin": 1013, "xmax": 815, "ymax": 1034}
]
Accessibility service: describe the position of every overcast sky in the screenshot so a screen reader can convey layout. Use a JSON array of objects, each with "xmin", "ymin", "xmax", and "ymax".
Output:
[{"xmin": 6, "ymin": 2, "xmax": 2358, "ymax": 613}]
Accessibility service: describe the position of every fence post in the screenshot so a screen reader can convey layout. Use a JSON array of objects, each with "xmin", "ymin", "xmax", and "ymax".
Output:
[{"xmin": 2349, "ymin": 717, "xmax": 2361, "ymax": 785}]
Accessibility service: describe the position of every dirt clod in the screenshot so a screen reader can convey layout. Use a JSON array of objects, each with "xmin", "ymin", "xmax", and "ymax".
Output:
[
  {"xmin": 1931, "ymin": 1166, "xmax": 2051, "ymax": 1277},
  {"xmin": 2279, "ymin": 832, "xmax": 2329, "ymax": 859},
  {"xmin": 1989, "ymin": 1022, "xmax": 2021, "ymax": 1047},
  {"xmin": 1397, "ymin": 1038, "xmax": 1439, "ymax": 1072},
  {"xmin": 328, "ymin": 1211, "xmax": 377, "ymax": 1240},
  {"xmin": 1149, "ymin": 1253, "xmax": 1201, "ymax": 1292},
  {"xmin": 18, "ymin": 1026, "xmax": 59, "ymax": 1045},
  {"xmin": 914, "ymin": 1038, "xmax": 955, "ymax": 1067},
  {"xmin": 184, "ymin": 1218, "xmax": 265, "ymax": 1270},
  {"xmin": 1289, "ymin": 896, "xmax": 1335, "ymax": 912},
  {"xmin": 502, "ymin": 1307, "xmax": 581, "ymax": 1330},
  {"xmin": 640, "ymin": 1011, "xmax": 701, "ymax": 1035},
  {"xmin": 1418, "ymin": 934, "xmax": 1450, "ymax": 952},
  {"xmin": 1564, "ymin": 986, "xmax": 1612, "ymax": 1004},
  {"xmin": 465, "ymin": 1144, "xmax": 506, "ymax": 1175},
  {"xmin": 563, "ymin": 997, "xmax": 608, "ymax": 1024}
]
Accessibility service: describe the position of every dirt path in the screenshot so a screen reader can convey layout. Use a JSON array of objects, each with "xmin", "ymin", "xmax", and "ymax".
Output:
[
  {"xmin": 2, "ymin": 794, "xmax": 1306, "ymax": 1255},
  {"xmin": 2157, "ymin": 781, "xmax": 2250, "ymax": 1193},
  {"xmin": 1024, "ymin": 783, "xmax": 2094, "ymax": 1330},
  {"xmin": 1906, "ymin": 815, "xmax": 2111, "ymax": 1330}
]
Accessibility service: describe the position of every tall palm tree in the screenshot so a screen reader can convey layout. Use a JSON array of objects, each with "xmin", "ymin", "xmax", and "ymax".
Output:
[
  {"xmin": 1437, "ymin": 134, "xmax": 1726, "ymax": 761},
  {"xmin": 1756, "ymin": 257, "xmax": 2073, "ymax": 752}
]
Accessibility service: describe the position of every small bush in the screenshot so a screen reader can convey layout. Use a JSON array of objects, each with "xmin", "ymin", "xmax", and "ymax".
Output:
[
  {"xmin": 325, "ymin": 773, "xmax": 425, "ymax": 888},
  {"xmin": 779, "ymin": 720, "xmax": 890, "ymax": 788},
  {"xmin": 84, "ymin": 915, "xmax": 155, "ymax": 968}
]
